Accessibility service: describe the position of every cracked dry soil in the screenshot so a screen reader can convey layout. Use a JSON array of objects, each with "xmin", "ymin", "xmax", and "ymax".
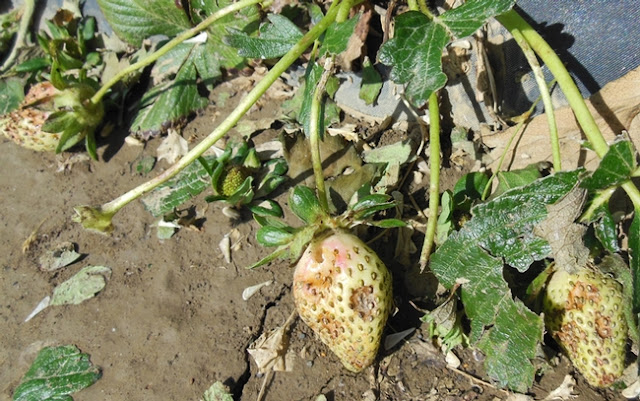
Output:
[{"xmin": 0, "ymin": 100, "xmax": 620, "ymax": 401}]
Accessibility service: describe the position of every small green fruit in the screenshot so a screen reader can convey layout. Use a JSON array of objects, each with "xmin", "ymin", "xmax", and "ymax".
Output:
[
  {"xmin": 219, "ymin": 166, "xmax": 248, "ymax": 197},
  {"xmin": 543, "ymin": 267, "xmax": 627, "ymax": 387}
]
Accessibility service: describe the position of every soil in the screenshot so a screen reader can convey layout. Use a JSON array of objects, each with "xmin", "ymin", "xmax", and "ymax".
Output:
[{"xmin": 0, "ymin": 93, "xmax": 623, "ymax": 401}]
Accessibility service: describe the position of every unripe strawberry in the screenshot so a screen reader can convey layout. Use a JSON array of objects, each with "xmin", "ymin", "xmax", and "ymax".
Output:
[
  {"xmin": 1, "ymin": 107, "xmax": 59, "ymax": 152},
  {"xmin": 219, "ymin": 166, "xmax": 248, "ymax": 197},
  {"xmin": 293, "ymin": 230, "xmax": 393, "ymax": 372},
  {"xmin": 543, "ymin": 267, "xmax": 627, "ymax": 387},
  {"xmin": 1, "ymin": 82, "xmax": 60, "ymax": 152}
]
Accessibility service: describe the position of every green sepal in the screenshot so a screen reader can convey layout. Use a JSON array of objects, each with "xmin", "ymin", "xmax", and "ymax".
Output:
[
  {"xmin": 288, "ymin": 225, "xmax": 317, "ymax": 262},
  {"xmin": 248, "ymin": 200, "xmax": 283, "ymax": 218},
  {"xmin": 351, "ymin": 194, "xmax": 395, "ymax": 220},
  {"xmin": 85, "ymin": 130, "xmax": 98, "ymax": 161},
  {"xmin": 246, "ymin": 246, "xmax": 289, "ymax": 269},
  {"xmin": 367, "ymin": 218, "xmax": 406, "ymax": 228},
  {"xmin": 15, "ymin": 57, "xmax": 50, "ymax": 73},
  {"xmin": 255, "ymin": 158, "xmax": 288, "ymax": 198},
  {"xmin": 43, "ymin": 110, "xmax": 76, "ymax": 132},
  {"xmin": 56, "ymin": 124, "xmax": 85, "ymax": 153},
  {"xmin": 289, "ymin": 186, "xmax": 325, "ymax": 224},
  {"xmin": 224, "ymin": 176, "xmax": 254, "ymax": 205},
  {"xmin": 257, "ymin": 226, "xmax": 294, "ymax": 247}
]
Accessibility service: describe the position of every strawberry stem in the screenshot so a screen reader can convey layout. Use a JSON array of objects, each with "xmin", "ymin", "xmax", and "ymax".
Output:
[
  {"xmin": 507, "ymin": 26, "xmax": 560, "ymax": 171},
  {"xmin": 309, "ymin": 58, "xmax": 335, "ymax": 213}
]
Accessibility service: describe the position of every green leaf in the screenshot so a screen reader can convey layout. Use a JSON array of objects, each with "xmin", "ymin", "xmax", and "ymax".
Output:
[
  {"xmin": 131, "ymin": 46, "xmax": 209, "ymax": 135},
  {"xmin": 319, "ymin": 14, "xmax": 360, "ymax": 56},
  {"xmin": 495, "ymin": 164, "xmax": 541, "ymax": 195},
  {"xmin": 436, "ymin": 190, "xmax": 454, "ymax": 244},
  {"xmin": 592, "ymin": 205, "xmax": 620, "ymax": 253},
  {"xmin": 452, "ymin": 172, "xmax": 489, "ymax": 211},
  {"xmin": 351, "ymin": 194, "xmax": 395, "ymax": 220},
  {"xmin": 289, "ymin": 186, "xmax": 325, "ymax": 224},
  {"xmin": 359, "ymin": 58, "xmax": 382, "ymax": 105},
  {"xmin": 190, "ymin": 0, "xmax": 260, "ymax": 76},
  {"xmin": 136, "ymin": 156, "xmax": 156, "ymax": 175},
  {"xmin": 96, "ymin": 0, "xmax": 191, "ymax": 46},
  {"xmin": 439, "ymin": 0, "xmax": 516, "ymax": 38},
  {"xmin": 0, "ymin": 78, "xmax": 25, "ymax": 114},
  {"xmin": 378, "ymin": 0, "xmax": 515, "ymax": 107},
  {"xmin": 351, "ymin": 194, "xmax": 391, "ymax": 211},
  {"xmin": 142, "ymin": 155, "xmax": 217, "ymax": 217},
  {"xmin": 429, "ymin": 170, "xmax": 581, "ymax": 391},
  {"xmin": 85, "ymin": 131, "xmax": 98, "ymax": 161},
  {"xmin": 288, "ymin": 225, "xmax": 317, "ymax": 262},
  {"xmin": 581, "ymin": 140, "xmax": 638, "ymax": 190},
  {"xmin": 225, "ymin": 14, "xmax": 303, "ymax": 59},
  {"xmin": 475, "ymin": 299, "xmax": 543, "ymax": 392},
  {"xmin": 283, "ymin": 62, "xmax": 340, "ymax": 136},
  {"xmin": 13, "ymin": 345, "xmax": 101, "ymax": 401},
  {"xmin": 50, "ymin": 266, "xmax": 112, "ymax": 306},
  {"xmin": 378, "ymin": 11, "xmax": 448, "ymax": 107},
  {"xmin": 257, "ymin": 226, "xmax": 294, "ymax": 247},
  {"xmin": 203, "ymin": 381, "xmax": 233, "ymax": 401}
]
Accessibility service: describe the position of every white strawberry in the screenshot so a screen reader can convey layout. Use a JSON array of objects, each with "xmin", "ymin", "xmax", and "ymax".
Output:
[
  {"xmin": 543, "ymin": 266, "xmax": 627, "ymax": 387},
  {"xmin": 1, "ymin": 82, "xmax": 60, "ymax": 152},
  {"xmin": 292, "ymin": 230, "xmax": 393, "ymax": 372}
]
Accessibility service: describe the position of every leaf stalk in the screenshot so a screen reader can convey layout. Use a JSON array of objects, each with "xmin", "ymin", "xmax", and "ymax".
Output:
[
  {"xmin": 507, "ymin": 26, "xmax": 560, "ymax": 171},
  {"xmin": 419, "ymin": 91, "xmax": 441, "ymax": 270},
  {"xmin": 309, "ymin": 58, "xmax": 335, "ymax": 213}
]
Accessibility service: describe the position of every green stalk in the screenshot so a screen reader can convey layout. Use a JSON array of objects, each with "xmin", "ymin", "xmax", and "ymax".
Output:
[
  {"xmin": 497, "ymin": 9, "xmax": 640, "ymax": 211},
  {"xmin": 508, "ymin": 27, "xmax": 560, "ymax": 170},
  {"xmin": 419, "ymin": 91, "xmax": 441, "ymax": 270},
  {"xmin": 74, "ymin": 2, "xmax": 342, "ymax": 234},
  {"xmin": 309, "ymin": 58, "xmax": 334, "ymax": 213},
  {"xmin": 90, "ymin": 0, "xmax": 263, "ymax": 105},
  {"xmin": 336, "ymin": 0, "xmax": 353, "ymax": 23}
]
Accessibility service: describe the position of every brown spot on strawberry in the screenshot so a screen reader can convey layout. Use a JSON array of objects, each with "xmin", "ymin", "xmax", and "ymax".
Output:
[{"xmin": 350, "ymin": 285, "xmax": 376, "ymax": 320}]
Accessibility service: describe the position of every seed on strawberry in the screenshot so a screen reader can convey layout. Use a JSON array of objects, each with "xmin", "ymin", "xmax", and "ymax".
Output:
[
  {"xmin": 543, "ymin": 266, "xmax": 627, "ymax": 388},
  {"xmin": 292, "ymin": 230, "xmax": 393, "ymax": 372},
  {"xmin": 219, "ymin": 166, "xmax": 248, "ymax": 197}
]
